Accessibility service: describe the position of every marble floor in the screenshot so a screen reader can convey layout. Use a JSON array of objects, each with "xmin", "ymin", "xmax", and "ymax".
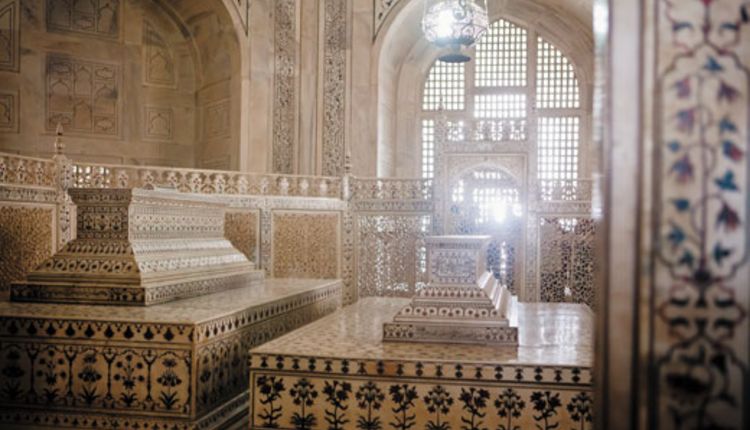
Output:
[{"xmin": 252, "ymin": 296, "xmax": 593, "ymax": 367}]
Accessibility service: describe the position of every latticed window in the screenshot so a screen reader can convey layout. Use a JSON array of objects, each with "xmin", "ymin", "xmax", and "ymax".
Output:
[{"xmin": 420, "ymin": 19, "xmax": 583, "ymax": 191}]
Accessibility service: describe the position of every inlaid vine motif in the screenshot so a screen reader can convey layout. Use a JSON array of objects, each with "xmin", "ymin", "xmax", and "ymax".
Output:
[{"xmin": 654, "ymin": 0, "xmax": 749, "ymax": 427}]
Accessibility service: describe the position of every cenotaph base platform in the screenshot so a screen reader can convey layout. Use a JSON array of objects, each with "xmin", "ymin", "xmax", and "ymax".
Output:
[
  {"xmin": 249, "ymin": 298, "xmax": 593, "ymax": 430},
  {"xmin": 249, "ymin": 235, "xmax": 592, "ymax": 430},
  {"xmin": 0, "ymin": 188, "xmax": 343, "ymax": 429}
]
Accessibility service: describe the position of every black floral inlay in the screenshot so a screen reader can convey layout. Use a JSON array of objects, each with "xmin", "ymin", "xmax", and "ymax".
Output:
[
  {"xmin": 458, "ymin": 387, "xmax": 490, "ymax": 430},
  {"xmin": 388, "ymin": 383, "xmax": 418, "ymax": 430},
  {"xmin": 257, "ymin": 375, "xmax": 286, "ymax": 428},
  {"xmin": 290, "ymin": 378, "xmax": 318, "ymax": 430},
  {"xmin": 530, "ymin": 391, "xmax": 561, "ymax": 430},
  {"xmin": 355, "ymin": 381, "xmax": 385, "ymax": 430},
  {"xmin": 424, "ymin": 385, "xmax": 453, "ymax": 430},
  {"xmin": 323, "ymin": 380, "xmax": 352, "ymax": 430}
]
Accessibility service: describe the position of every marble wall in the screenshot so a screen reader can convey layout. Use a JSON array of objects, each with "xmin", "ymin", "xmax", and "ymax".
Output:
[{"xmin": 0, "ymin": 0, "xmax": 242, "ymax": 169}]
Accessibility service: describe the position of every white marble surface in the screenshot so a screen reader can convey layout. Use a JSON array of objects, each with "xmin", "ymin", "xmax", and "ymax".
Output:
[
  {"xmin": 253, "ymin": 297, "xmax": 593, "ymax": 367},
  {"xmin": 0, "ymin": 278, "xmax": 340, "ymax": 324}
]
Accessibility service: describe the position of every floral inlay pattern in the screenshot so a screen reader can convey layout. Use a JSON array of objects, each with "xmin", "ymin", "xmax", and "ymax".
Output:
[{"xmin": 652, "ymin": 0, "xmax": 749, "ymax": 427}]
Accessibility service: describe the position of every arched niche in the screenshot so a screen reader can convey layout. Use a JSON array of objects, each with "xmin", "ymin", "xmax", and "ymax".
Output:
[{"xmin": 373, "ymin": 0, "xmax": 594, "ymax": 177}]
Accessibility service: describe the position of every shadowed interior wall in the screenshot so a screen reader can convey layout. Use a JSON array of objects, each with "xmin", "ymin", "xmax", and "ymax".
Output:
[{"xmin": 0, "ymin": 0, "xmax": 242, "ymax": 169}]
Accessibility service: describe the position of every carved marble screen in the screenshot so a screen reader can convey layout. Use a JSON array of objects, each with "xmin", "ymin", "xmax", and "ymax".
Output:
[
  {"xmin": 538, "ymin": 217, "xmax": 595, "ymax": 308},
  {"xmin": 356, "ymin": 214, "xmax": 430, "ymax": 297},
  {"xmin": 421, "ymin": 18, "xmax": 591, "ymax": 303}
]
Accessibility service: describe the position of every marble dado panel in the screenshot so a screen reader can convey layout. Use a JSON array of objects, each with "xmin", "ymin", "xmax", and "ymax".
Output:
[
  {"xmin": 271, "ymin": 211, "xmax": 340, "ymax": 279},
  {"xmin": 45, "ymin": 0, "xmax": 120, "ymax": 39},
  {"xmin": 142, "ymin": 20, "xmax": 175, "ymax": 88},
  {"xmin": 143, "ymin": 106, "xmax": 173, "ymax": 141},
  {"xmin": 0, "ymin": 91, "xmax": 18, "ymax": 132},
  {"xmin": 204, "ymin": 99, "xmax": 230, "ymax": 140},
  {"xmin": 0, "ymin": 280, "xmax": 343, "ymax": 428},
  {"xmin": 224, "ymin": 209, "xmax": 259, "ymax": 263},
  {"xmin": 0, "ymin": 0, "xmax": 19, "ymax": 72},
  {"xmin": 46, "ymin": 55, "xmax": 120, "ymax": 136},
  {"xmin": 539, "ymin": 217, "xmax": 596, "ymax": 308},
  {"xmin": 0, "ymin": 205, "xmax": 54, "ymax": 298}
]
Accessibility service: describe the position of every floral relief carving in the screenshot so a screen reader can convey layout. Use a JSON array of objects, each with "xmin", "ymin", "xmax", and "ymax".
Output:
[
  {"xmin": 0, "ymin": 0, "xmax": 19, "ymax": 72},
  {"xmin": 0, "ymin": 92, "xmax": 16, "ymax": 132},
  {"xmin": 272, "ymin": 211, "xmax": 340, "ymax": 279},
  {"xmin": 46, "ymin": 0, "xmax": 119, "ymax": 39},
  {"xmin": 0, "ymin": 206, "xmax": 53, "ymax": 298},
  {"xmin": 142, "ymin": 21, "xmax": 175, "ymax": 87},
  {"xmin": 356, "ymin": 214, "xmax": 430, "ymax": 298},
  {"xmin": 273, "ymin": 0, "xmax": 297, "ymax": 174},
  {"xmin": 46, "ymin": 55, "xmax": 120, "ymax": 136},
  {"xmin": 323, "ymin": 0, "xmax": 347, "ymax": 176},
  {"xmin": 225, "ymin": 210, "xmax": 258, "ymax": 262}
]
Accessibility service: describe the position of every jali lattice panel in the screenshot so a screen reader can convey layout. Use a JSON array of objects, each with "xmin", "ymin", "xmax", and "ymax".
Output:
[
  {"xmin": 356, "ymin": 214, "xmax": 430, "ymax": 297},
  {"xmin": 539, "ymin": 217, "xmax": 596, "ymax": 308}
]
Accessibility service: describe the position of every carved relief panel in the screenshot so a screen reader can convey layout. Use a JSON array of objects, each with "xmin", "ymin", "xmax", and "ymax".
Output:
[
  {"xmin": 0, "ymin": 205, "xmax": 54, "ymax": 298},
  {"xmin": 204, "ymin": 99, "xmax": 230, "ymax": 140},
  {"xmin": 272, "ymin": 0, "xmax": 297, "ymax": 174},
  {"xmin": 272, "ymin": 211, "xmax": 340, "ymax": 279},
  {"xmin": 0, "ymin": 91, "xmax": 17, "ymax": 132},
  {"xmin": 322, "ymin": 0, "xmax": 346, "ymax": 176},
  {"xmin": 225, "ymin": 210, "xmax": 259, "ymax": 263},
  {"xmin": 45, "ymin": 55, "xmax": 120, "ymax": 136},
  {"xmin": 46, "ymin": 0, "xmax": 120, "ymax": 39},
  {"xmin": 142, "ymin": 21, "xmax": 175, "ymax": 88},
  {"xmin": 143, "ymin": 106, "xmax": 173, "ymax": 141},
  {"xmin": 0, "ymin": 0, "xmax": 19, "ymax": 72}
]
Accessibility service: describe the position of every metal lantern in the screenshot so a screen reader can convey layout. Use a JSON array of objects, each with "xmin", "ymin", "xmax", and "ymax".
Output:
[{"xmin": 422, "ymin": 0, "xmax": 489, "ymax": 63}]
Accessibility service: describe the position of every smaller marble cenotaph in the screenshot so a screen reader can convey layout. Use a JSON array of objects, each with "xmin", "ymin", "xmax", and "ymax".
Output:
[{"xmin": 383, "ymin": 235, "xmax": 518, "ymax": 345}]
